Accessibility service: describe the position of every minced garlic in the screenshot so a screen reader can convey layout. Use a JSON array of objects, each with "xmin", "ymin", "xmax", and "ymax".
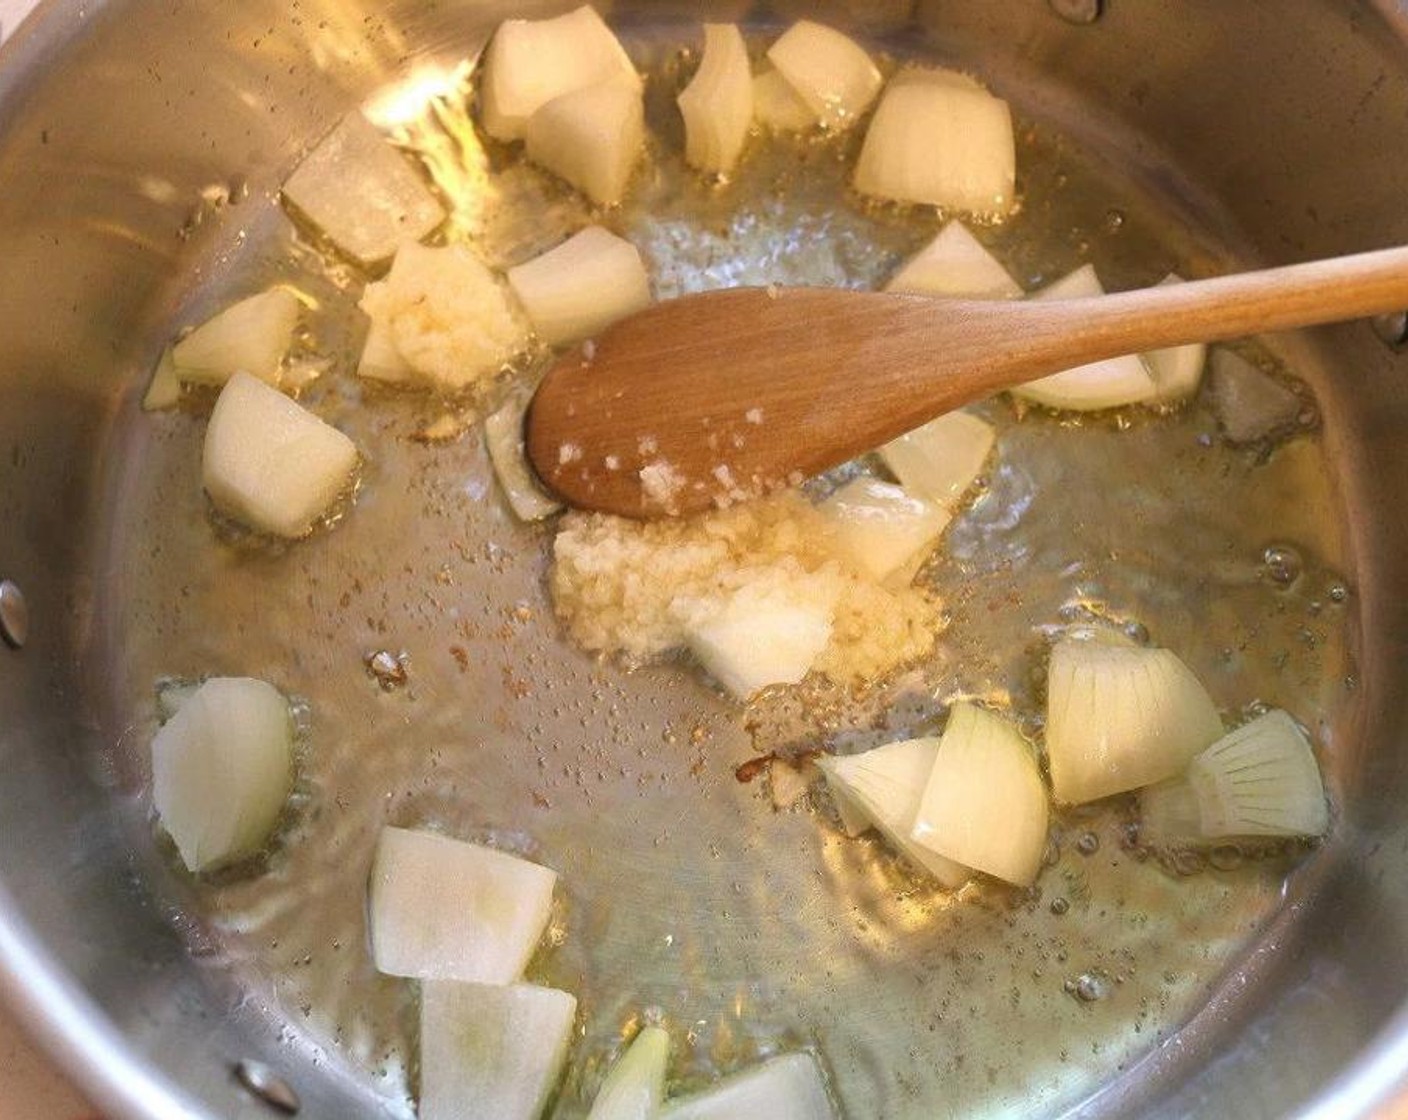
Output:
[{"xmin": 550, "ymin": 491, "xmax": 942, "ymax": 687}]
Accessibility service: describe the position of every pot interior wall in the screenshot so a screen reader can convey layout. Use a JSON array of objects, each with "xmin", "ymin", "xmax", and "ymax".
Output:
[{"xmin": 2, "ymin": 1, "xmax": 1408, "ymax": 1118}]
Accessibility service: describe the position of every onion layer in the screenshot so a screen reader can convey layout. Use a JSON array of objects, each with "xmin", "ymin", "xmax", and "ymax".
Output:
[
  {"xmin": 854, "ymin": 68, "xmax": 1015, "ymax": 216},
  {"xmin": 885, "ymin": 220, "xmax": 1023, "ymax": 300},
  {"xmin": 369, "ymin": 826, "xmax": 557, "ymax": 983},
  {"xmin": 879, "ymin": 410, "xmax": 995, "ymax": 509},
  {"xmin": 1045, "ymin": 637, "xmax": 1224, "ymax": 804},
  {"xmin": 485, "ymin": 390, "xmax": 563, "ymax": 522},
  {"xmin": 817, "ymin": 739, "xmax": 969, "ymax": 887},
  {"xmin": 586, "ymin": 1026, "xmax": 670, "ymax": 1120},
  {"xmin": 661, "ymin": 1053, "xmax": 836, "ymax": 1120},
  {"xmin": 679, "ymin": 24, "xmax": 753, "ymax": 175},
  {"xmin": 753, "ymin": 68, "xmax": 816, "ymax": 131},
  {"xmin": 281, "ymin": 112, "xmax": 446, "ymax": 266},
  {"xmin": 479, "ymin": 6, "xmax": 641, "ymax": 142},
  {"xmin": 684, "ymin": 575, "xmax": 836, "ymax": 700},
  {"xmin": 420, "ymin": 981, "xmax": 577, "ymax": 1120},
  {"xmin": 150, "ymin": 676, "xmax": 293, "ymax": 872},
  {"xmin": 506, "ymin": 226, "xmax": 651, "ymax": 346},
  {"xmin": 172, "ymin": 288, "xmax": 300, "ymax": 387},
  {"xmin": 911, "ymin": 703, "xmax": 1049, "ymax": 886},
  {"xmin": 766, "ymin": 21, "xmax": 881, "ymax": 131},
  {"xmin": 525, "ymin": 80, "xmax": 645, "ymax": 206},
  {"xmin": 202, "ymin": 372, "xmax": 358, "ymax": 538},
  {"xmin": 819, "ymin": 476, "xmax": 951, "ymax": 584}
]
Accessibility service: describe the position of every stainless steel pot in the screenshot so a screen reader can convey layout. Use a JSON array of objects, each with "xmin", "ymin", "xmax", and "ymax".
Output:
[{"xmin": 5, "ymin": 1, "xmax": 1408, "ymax": 1118}]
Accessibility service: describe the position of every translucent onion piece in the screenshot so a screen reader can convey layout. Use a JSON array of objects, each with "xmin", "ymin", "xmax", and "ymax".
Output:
[
  {"xmin": 854, "ymin": 67, "xmax": 1015, "ymax": 215},
  {"xmin": 752, "ymin": 67, "xmax": 816, "ymax": 131},
  {"xmin": 480, "ymin": 5, "xmax": 641, "ymax": 142},
  {"xmin": 879, "ymin": 410, "xmax": 995, "ymax": 509},
  {"xmin": 1144, "ymin": 274, "xmax": 1207, "ymax": 403},
  {"xmin": 911, "ymin": 703, "xmax": 1049, "ymax": 886},
  {"xmin": 142, "ymin": 346, "xmax": 182, "ymax": 411},
  {"xmin": 683, "ymin": 577, "xmax": 835, "ymax": 700},
  {"xmin": 369, "ymin": 826, "xmax": 557, "ymax": 983},
  {"xmin": 506, "ymin": 226, "xmax": 651, "ymax": 346},
  {"xmin": 1209, "ymin": 348, "xmax": 1303, "ymax": 443},
  {"xmin": 1045, "ymin": 638, "xmax": 1224, "ymax": 804},
  {"xmin": 1137, "ymin": 775, "xmax": 1205, "ymax": 846},
  {"xmin": 1012, "ymin": 266, "xmax": 1157, "ymax": 411},
  {"xmin": 586, "ymin": 1025, "xmax": 670, "ymax": 1120},
  {"xmin": 358, "ymin": 242, "xmax": 529, "ymax": 392},
  {"xmin": 1187, "ymin": 709, "xmax": 1329, "ymax": 838},
  {"xmin": 526, "ymin": 80, "xmax": 645, "ymax": 206},
  {"xmin": 203, "ymin": 372, "xmax": 359, "ymax": 538},
  {"xmin": 420, "ymin": 981, "xmax": 577, "ymax": 1120},
  {"xmin": 885, "ymin": 221, "xmax": 1024, "ymax": 300},
  {"xmin": 766, "ymin": 21, "xmax": 882, "ymax": 131},
  {"xmin": 661, "ymin": 1053, "xmax": 837, "ymax": 1120},
  {"xmin": 356, "ymin": 317, "xmax": 413, "ymax": 385},
  {"xmin": 485, "ymin": 391, "xmax": 563, "ymax": 522},
  {"xmin": 679, "ymin": 24, "xmax": 753, "ymax": 175},
  {"xmin": 819, "ymin": 476, "xmax": 951, "ymax": 584},
  {"xmin": 281, "ymin": 112, "xmax": 446, "ymax": 266},
  {"xmin": 171, "ymin": 288, "xmax": 300, "ymax": 387},
  {"xmin": 816, "ymin": 739, "xmax": 969, "ymax": 887},
  {"xmin": 150, "ymin": 677, "xmax": 293, "ymax": 872}
]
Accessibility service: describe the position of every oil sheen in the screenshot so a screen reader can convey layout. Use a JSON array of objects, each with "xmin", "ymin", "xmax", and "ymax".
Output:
[{"xmin": 100, "ymin": 36, "xmax": 1354, "ymax": 1120}]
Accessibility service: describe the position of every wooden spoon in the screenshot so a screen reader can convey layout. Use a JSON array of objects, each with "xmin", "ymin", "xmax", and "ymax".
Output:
[{"xmin": 525, "ymin": 246, "xmax": 1408, "ymax": 519}]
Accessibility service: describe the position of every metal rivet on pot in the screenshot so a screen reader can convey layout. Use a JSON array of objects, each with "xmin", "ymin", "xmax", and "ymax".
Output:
[
  {"xmin": 1049, "ymin": 0, "xmax": 1103, "ymax": 25},
  {"xmin": 0, "ymin": 580, "xmax": 27, "ymax": 649},
  {"xmin": 234, "ymin": 1060, "xmax": 300, "ymax": 1115},
  {"xmin": 1371, "ymin": 311, "xmax": 1408, "ymax": 349}
]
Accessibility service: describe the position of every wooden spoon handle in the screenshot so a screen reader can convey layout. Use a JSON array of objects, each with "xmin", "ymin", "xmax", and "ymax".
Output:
[
  {"xmin": 527, "ymin": 245, "xmax": 1408, "ymax": 519},
  {"xmin": 993, "ymin": 244, "xmax": 1408, "ymax": 377}
]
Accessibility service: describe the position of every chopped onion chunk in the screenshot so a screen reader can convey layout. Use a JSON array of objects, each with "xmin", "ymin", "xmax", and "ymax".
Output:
[
  {"xmin": 885, "ymin": 221, "xmax": 1023, "ymax": 300},
  {"xmin": 369, "ymin": 826, "xmax": 557, "ymax": 983},
  {"xmin": 150, "ymin": 677, "xmax": 293, "ymax": 872},
  {"xmin": 526, "ymin": 81, "xmax": 645, "ymax": 206},
  {"xmin": 679, "ymin": 24, "xmax": 753, "ymax": 175},
  {"xmin": 486, "ymin": 390, "xmax": 563, "ymax": 522},
  {"xmin": 1209, "ymin": 348, "xmax": 1303, "ymax": 443},
  {"xmin": 911, "ymin": 703, "xmax": 1048, "ymax": 886},
  {"xmin": 1142, "ymin": 710, "xmax": 1328, "ymax": 842},
  {"xmin": 507, "ymin": 226, "xmax": 651, "ymax": 346},
  {"xmin": 819, "ymin": 476, "xmax": 951, "ymax": 584},
  {"xmin": 879, "ymin": 410, "xmax": 995, "ymax": 509},
  {"xmin": 202, "ymin": 372, "xmax": 358, "ymax": 538},
  {"xmin": 420, "ymin": 981, "xmax": 577, "ymax": 1120},
  {"xmin": 817, "ymin": 739, "xmax": 969, "ymax": 887},
  {"xmin": 661, "ymin": 1053, "xmax": 836, "ymax": 1120},
  {"xmin": 586, "ymin": 1025, "xmax": 670, "ymax": 1120},
  {"xmin": 1045, "ymin": 637, "xmax": 1224, "ymax": 804},
  {"xmin": 683, "ymin": 577, "xmax": 836, "ymax": 699},
  {"xmin": 766, "ymin": 21, "xmax": 881, "ymax": 131},
  {"xmin": 172, "ymin": 288, "xmax": 300, "ymax": 387},
  {"xmin": 142, "ymin": 346, "xmax": 182, "ymax": 411},
  {"xmin": 1190, "ymin": 710, "xmax": 1328, "ymax": 837},
  {"xmin": 1013, "ymin": 266, "xmax": 1157, "ymax": 411},
  {"xmin": 480, "ymin": 6, "xmax": 641, "ymax": 142},
  {"xmin": 281, "ymin": 112, "xmax": 445, "ymax": 266},
  {"xmin": 855, "ymin": 67, "xmax": 1015, "ymax": 216},
  {"xmin": 753, "ymin": 68, "xmax": 816, "ymax": 131}
]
